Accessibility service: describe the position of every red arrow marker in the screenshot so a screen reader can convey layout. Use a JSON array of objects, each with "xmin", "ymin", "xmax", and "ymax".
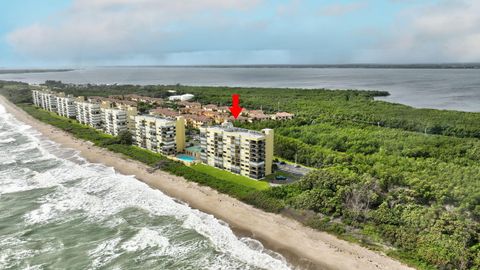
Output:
[{"xmin": 229, "ymin": 94, "xmax": 243, "ymax": 119}]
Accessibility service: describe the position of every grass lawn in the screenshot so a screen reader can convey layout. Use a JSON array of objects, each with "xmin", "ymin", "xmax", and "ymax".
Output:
[{"xmin": 191, "ymin": 164, "xmax": 270, "ymax": 190}]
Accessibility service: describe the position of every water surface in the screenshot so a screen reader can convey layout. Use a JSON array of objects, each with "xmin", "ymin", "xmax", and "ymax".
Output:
[{"xmin": 0, "ymin": 67, "xmax": 479, "ymax": 112}]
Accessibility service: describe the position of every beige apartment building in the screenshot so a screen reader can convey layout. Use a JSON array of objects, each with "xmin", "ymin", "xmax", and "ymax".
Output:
[
  {"xmin": 101, "ymin": 108, "xmax": 127, "ymax": 136},
  {"xmin": 134, "ymin": 115, "xmax": 185, "ymax": 155},
  {"xmin": 199, "ymin": 123, "xmax": 274, "ymax": 179},
  {"xmin": 75, "ymin": 101, "xmax": 103, "ymax": 129}
]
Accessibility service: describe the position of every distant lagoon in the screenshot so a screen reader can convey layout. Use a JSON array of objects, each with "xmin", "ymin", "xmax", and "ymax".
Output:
[{"xmin": 0, "ymin": 67, "xmax": 479, "ymax": 112}]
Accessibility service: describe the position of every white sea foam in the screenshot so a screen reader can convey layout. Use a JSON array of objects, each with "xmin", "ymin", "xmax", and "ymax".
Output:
[
  {"xmin": 0, "ymin": 236, "xmax": 37, "ymax": 270},
  {"xmin": 0, "ymin": 137, "xmax": 15, "ymax": 144},
  {"xmin": 121, "ymin": 228, "xmax": 170, "ymax": 252},
  {"xmin": 89, "ymin": 237, "xmax": 123, "ymax": 268},
  {"xmin": 22, "ymin": 160, "xmax": 291, "ymax": 269}
]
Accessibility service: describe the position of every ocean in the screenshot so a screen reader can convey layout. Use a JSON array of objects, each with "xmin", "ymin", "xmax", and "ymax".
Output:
[
  {"xmin": 0, "ymin": 67, "xmax": 479, "ymax": 112},
  {"xmin": 0, "ymin": 103, "xmax": 291, "ymax": 270}
]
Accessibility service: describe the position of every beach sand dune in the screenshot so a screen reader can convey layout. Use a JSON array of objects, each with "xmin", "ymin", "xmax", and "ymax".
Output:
[{"xmin": 0, "ymin": 96, "xmax": 414, "ymax": 270}]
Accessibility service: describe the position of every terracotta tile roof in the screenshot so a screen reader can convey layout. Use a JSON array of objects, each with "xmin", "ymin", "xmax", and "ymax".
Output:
[
  {"xmin": 184, "ymin": 114, "xmax": 212, "ymax": 123},
  {"xmin": 150, "ymin": 108, "xmax": 180, "ymax": 117},
  {"xmin": 217, "ymin": 106, "xmax": 230, "ymax": 112},
  {"xmin": 180, "ymin": 101, "xmax": 202, "ymax": 108},
  {"xmin": 203, "ymin": 104, "xmax": 218, "ymax": 110}
]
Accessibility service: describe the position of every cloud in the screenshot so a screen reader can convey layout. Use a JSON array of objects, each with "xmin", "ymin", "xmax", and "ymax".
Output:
[
  {"xmin": 358, "ymin": 0, "xmax": 480, "ymax": 63},
  {"xmin": 318, "ymin": 2, "xmax": 367, "ymax": 16},
  {"xmin": 6, "ymin": 0, "xmax": 480, "ymax": 65},
  {"xmin": 6, "ymin": 0, "xmax": 262, "ymax": 65}
]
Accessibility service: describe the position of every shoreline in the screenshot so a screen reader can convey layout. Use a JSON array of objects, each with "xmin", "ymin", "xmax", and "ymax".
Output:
[{"xmin": 0, "ymin": 96, "xmax": 414, "ymax": 270}]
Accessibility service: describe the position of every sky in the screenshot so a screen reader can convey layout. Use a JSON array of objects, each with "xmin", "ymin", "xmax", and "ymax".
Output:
[{"xmin": 1, "ymin": 0, "xmax": 480, "ymax": 67}]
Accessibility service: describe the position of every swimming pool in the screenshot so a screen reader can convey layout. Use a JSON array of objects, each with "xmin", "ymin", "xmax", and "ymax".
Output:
[{"xmin": 177, "ymin": 154, "xmax": 196, "ymax": 162}]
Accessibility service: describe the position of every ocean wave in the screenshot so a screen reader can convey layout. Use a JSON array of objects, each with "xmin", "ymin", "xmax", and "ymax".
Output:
[
  {"xmin": 88, "ymin": 237, "xmax": 123, "ymax": 269},
  {"xmin": 23, "ymin": 164, "xmax": 291, "ymax": 269},
  {"xmin": 121, "ymin": 228, "xmax": 170, "ymax": 253},
  {"xmin": 0, "ymin": 137, "xmax": 15, "ymax": 144},
  {"xmin": 0, "ymin": 236, "xmax": 37, "ymax": 270},
  {"xmin": 19, "ymin": 160, "xmax": 290, "ymax": 269}
]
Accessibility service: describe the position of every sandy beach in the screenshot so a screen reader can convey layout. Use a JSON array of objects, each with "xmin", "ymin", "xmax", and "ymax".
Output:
[{"xmin": 0, "ymin": 96, "xmax": 414, "ymax": 270}]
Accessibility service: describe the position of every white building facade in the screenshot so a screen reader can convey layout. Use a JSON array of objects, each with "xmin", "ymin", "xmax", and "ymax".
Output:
[
  {"xmin": 56, "ymin": 95, "xmax": 77, "ymax": 118},
  {"xmin": 32, "ymin": 90, "xmax": 57, "ymax": 112},
  {"xmin": 101, "ymin": 108, "xmax": 127, "ymax": 136},
  {"xmin": 76, "ymin": 102, "xmax": 102, "ymax": 129}
]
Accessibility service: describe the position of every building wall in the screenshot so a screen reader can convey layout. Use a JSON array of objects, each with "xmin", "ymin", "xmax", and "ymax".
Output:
[
  {"xmin": 101, "ymin": 108, "xmax": 127, "ymax": 136},
  {"xmin": 32, "ymin": 90, "xmax": 58, "ymax": 113},
  {"xmin": 45, "ymin": 93, "xmax": 57, "ymax": 112},
  {"xmin": 126, "ymin": 106, "xmax": 138, "ymax": 134},
  {"xmin": 263, "ymin": 129, "xmax": 274, "ymax": 175},
  {"xmin": 199, "ymin": 126, "xmax": 273, "ymax": 179},
  {"xmin": 134, "ymin": 115, "xmax": 181, "ymax": 156},
  {"xmin": 56, "ymin": 96, "xmax": 76, "ymax": 118},
  {"xmin": 76, "ymin": 102, "xmax": 102, "ymax": 129},
  {"xmin": 32, "ymin": 90, "xmax": 41, "ymax": 107},
  {"xmin": 176, "ymin": 116, "xmax": 186, "ymax": 153}
]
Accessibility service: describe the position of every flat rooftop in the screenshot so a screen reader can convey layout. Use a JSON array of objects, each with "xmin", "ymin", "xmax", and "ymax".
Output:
[{"xmin": 206, "ymin": 125, "xmax": 265, "ymax": 138}]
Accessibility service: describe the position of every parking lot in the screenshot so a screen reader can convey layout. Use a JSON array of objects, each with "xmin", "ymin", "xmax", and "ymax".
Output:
[{"xmin": 276, "ymin": 162, "xmax": 312, "ymax": 176}]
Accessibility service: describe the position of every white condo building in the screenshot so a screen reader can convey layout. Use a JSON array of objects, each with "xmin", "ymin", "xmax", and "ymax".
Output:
[
  {"xmin": 56, "ymin": 95, "xmax": 77, "ymax": 118},
  {"xmin": 76, "ymin": 101, "xmax": 102, "ymax": 129},
  {"xmin": 32, "ymin": 90, "xmax": 57, "ymax": 112},
  {"xmin": 32, "ymin": 90, "xmax": 42, "ymax": 107},
  {"xmin": 101, "ymin": 108, "xmax": 127, "ymax": 136}
]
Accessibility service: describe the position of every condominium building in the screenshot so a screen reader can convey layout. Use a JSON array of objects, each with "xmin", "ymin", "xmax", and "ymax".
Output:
[
  {"xmin": 75, "ymin": 101, "xmax": 102, "ymax": 129},
  {"xmin": 99, "ymin": 99, "xmax": 138, "ymax": 132},
  {"xmin": 199, "ymin": 123, "xmax": 274, "ymax": 179},
  {"xmin": 101, "ymin": 108, "xmax": 127, "ymax": 136},
  {"xmin": 125, "ymin": 106, "xmax": 138, "ymax": 132},
  {"xmin": 115, "ymin": 103, "xmax": 138, "ymax": 132},
  {"xmin": 32, "ymin": 90, "xmax": 57, "ymax": 112},
  {"xmin": 134, "ymin": 115, "xmax": 185, "ymax": 155},
  {"xmin": 32, "ymin": 90, "xmax": 42, "ymax": 107},
  {"xmin": 55, "ymin": 94, "xmax": 77, "ymax": 118},
  {"xmin": 43, "ymin": 92, "xmax": 58, "ymax": 112}
]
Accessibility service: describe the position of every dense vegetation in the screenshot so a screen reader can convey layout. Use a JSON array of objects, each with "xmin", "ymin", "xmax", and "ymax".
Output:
[{"xmin": 2, "ymin": 80, "xmax": 479, "ymax": 270}]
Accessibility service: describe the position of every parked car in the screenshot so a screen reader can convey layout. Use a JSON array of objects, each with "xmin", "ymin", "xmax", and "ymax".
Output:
[{"xmin": 275, "ymin": 175, "xmax": 288, "ymax": 181}]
